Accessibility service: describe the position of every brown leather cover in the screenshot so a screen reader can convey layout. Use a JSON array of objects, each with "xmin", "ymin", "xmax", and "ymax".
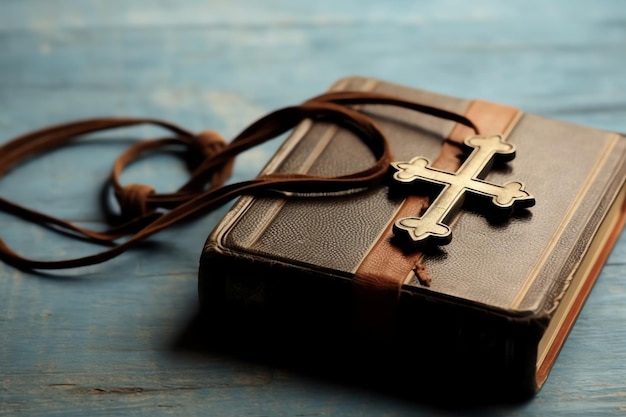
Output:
[{"xmin": 199, "ymin": 76, "xmax": 626, "ymax": 401}]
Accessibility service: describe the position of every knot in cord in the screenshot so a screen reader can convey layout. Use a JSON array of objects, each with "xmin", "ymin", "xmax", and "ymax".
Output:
[
  {"xmin": 193, "ymin": 130, "xmax": 227, "ymax": 160},
  {"xmin": 190, "ymin": 130, "xmax": 235, "ymax": 189},
  {"xmin": 115, "ymin": 183, "xmax": 156, "ymax": 220}
]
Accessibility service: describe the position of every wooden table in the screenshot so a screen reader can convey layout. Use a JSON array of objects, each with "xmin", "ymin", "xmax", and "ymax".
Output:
[{"xmin": 2, "ymin": 1, "xmax": 626, "ymax": 415}]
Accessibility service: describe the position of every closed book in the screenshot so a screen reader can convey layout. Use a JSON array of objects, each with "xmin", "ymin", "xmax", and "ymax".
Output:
[{"xmin": 198, "ymin": 76, "xmax": 626, "ymax": 401}]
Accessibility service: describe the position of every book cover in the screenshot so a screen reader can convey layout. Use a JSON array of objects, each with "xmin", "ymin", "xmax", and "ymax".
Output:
[{"xmin": 199, "ymin": 76, "xmax": 626, "ymax": 401}]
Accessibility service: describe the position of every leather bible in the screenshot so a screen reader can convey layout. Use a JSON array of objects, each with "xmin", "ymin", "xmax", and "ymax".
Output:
[{"xmin": 198, "ymin": 76, "xmax": 626, "ymax": 401}]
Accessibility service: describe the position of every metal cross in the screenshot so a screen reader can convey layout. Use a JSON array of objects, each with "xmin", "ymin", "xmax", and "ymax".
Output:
[{"xmin": 390, "ymin": 134, "xmax": 535, "ymax": 248}]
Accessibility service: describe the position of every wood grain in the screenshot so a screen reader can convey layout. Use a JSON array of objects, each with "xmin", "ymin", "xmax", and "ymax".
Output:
[{"xmin": 2, "ymin": 1, "xmax": 626, "ymax": 415}]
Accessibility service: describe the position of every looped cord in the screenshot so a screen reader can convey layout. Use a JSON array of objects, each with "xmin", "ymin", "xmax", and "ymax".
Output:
[
  {"xmin": 0, "ymin": 91, "xmax": 479, "ymax": 270},
  {"xmin": 116, "ymin": 183, "xmax": 156, "ymax": 220},
  {"xmin": 194, "ymin": 130, "xmax": 228, "ymax": 159},
  {"xmin": 191, "ymin": 130, "xmax": 234, "ymax": 190}
]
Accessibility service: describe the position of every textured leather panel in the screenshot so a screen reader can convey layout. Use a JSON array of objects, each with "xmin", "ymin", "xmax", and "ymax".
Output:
[{"xmin": 247, "ymin": 188, "xmax": 399, "ymax": 273}]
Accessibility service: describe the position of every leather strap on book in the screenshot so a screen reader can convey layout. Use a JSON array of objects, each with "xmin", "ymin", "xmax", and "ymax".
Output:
[
  {"xmin": 0, "ymin": 92, "xmax": 479, "ymax": 270},
  {"xmin": 352, "ymin": 100, "xmax": 521, "ymax": 333}
]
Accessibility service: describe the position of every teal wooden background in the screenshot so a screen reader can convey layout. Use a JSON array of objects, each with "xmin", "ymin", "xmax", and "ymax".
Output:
[{"xmin": 2, "ymin": 1, "xmax": 626, "ymax": 415}]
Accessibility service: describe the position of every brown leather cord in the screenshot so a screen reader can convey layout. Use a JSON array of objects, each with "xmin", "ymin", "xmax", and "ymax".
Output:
[{"xmin": 0, "ymin": 91, "xmax": 479, "ymax": 271}]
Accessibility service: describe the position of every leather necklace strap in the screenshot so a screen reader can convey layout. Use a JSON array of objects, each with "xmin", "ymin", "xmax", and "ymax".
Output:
[{"xmin": 0, "ymin": 91, "xmax": 478, "ymax": 271}]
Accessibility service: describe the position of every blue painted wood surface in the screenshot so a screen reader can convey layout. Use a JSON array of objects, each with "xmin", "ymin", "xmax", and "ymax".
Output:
[{"xmin": 2, "ymin": 1, "xmax": 626, "ymax": 415}]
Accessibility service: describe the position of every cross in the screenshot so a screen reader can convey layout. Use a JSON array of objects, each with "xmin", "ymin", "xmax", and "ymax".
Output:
[{"xmin": 390, "ymin": 134, "xmax": 535, "ymax": 248}]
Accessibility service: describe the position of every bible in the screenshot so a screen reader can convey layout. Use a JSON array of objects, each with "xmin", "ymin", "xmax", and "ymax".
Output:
[{"xmin": 198, "ymin": 76, "xmax": 626, "ymax": 401}]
